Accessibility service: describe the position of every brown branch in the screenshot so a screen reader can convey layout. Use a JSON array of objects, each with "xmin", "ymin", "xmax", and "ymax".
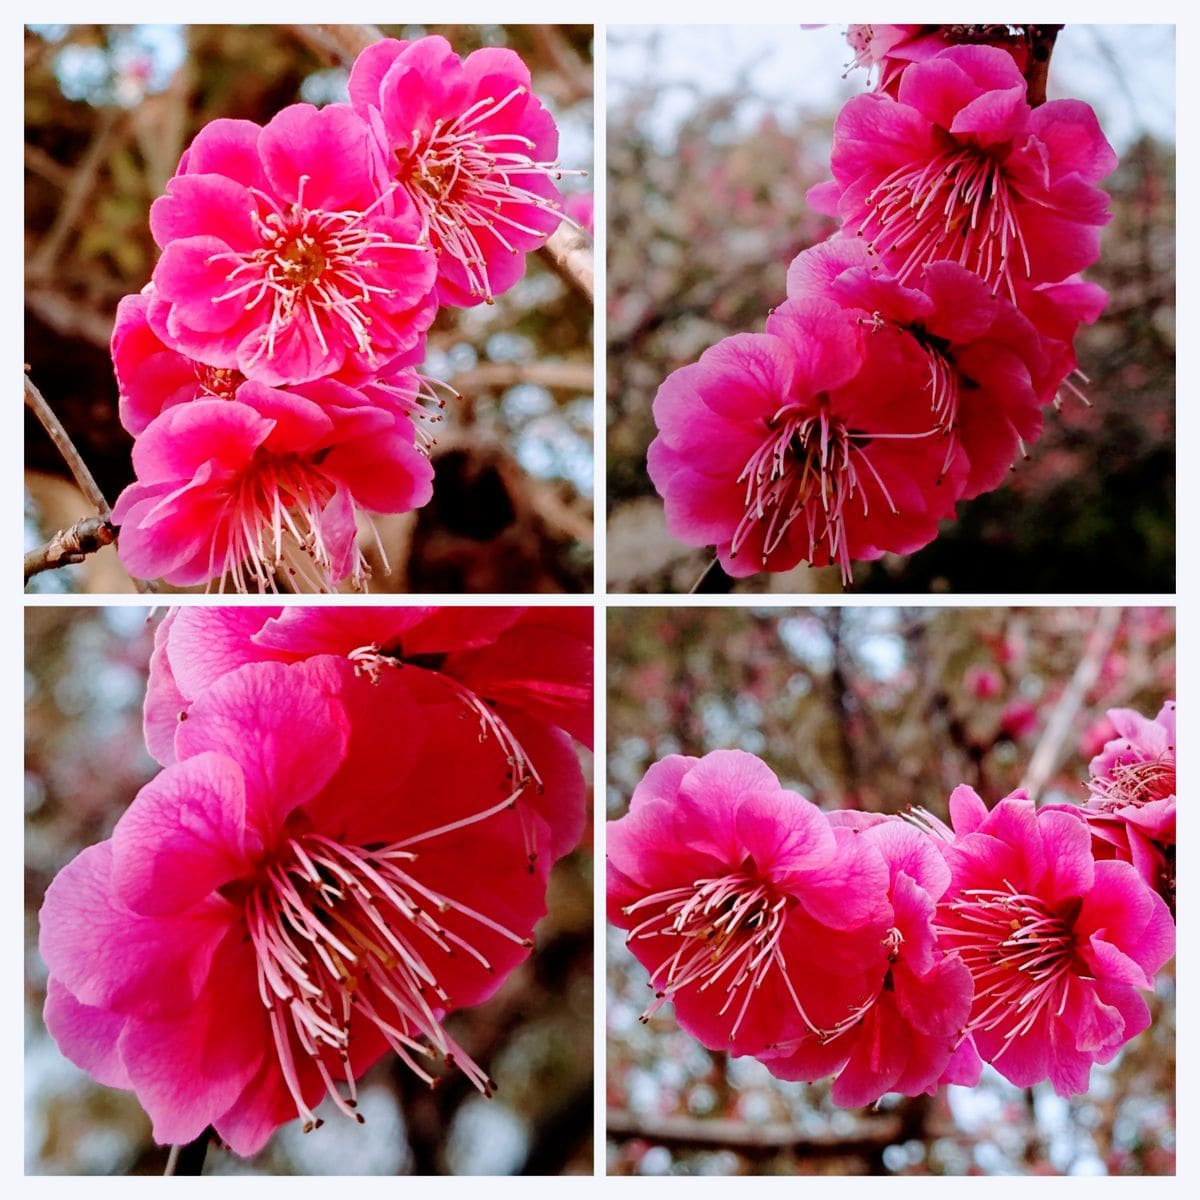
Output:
[
  {"xmin": 530, "ymin": 26, "xmax": 593, "ymax": 105},
  {"xmin": 1021, "ymin": 606, "xmax": 1122, "ymax": 801},
  {"xmin": 27, "ymin": 108, "xmax": 124, "ymax": 283},
  {"xmin": 24, "ymin": 375, "xmax": 110, "ymax": 515},
  {"xmin": 606, "ymin": 1109, "xmax": 904, "ymax": 1159},
  {"xmin": 449, "ymin": 360, "xmax": 593, "ymax": 394},
  {"xmin": 1023, "ymin": 25, "xmax": 1063, "ymax": 106},
  {"xmin": 25, "ymin": 287, "xmax": 115, "ymax": 350},
  {"xmin": 290, "ymin": 23, "xmax": 382, "ymax": 66},
  {"xmin": 25, "ymin": 515, "xmax": 115, "ymax": 581},
  {"xmin": 538, "ymin": 222, "xmax": 594, "ymax": 303}
]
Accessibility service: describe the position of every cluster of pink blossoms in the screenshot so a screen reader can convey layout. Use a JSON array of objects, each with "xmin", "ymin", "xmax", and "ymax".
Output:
[
  {"xmin": 40, "ymin": 607, "xmax": 592, "ymax": 1155},
  {"xmin": 608, "ymin": 699, "xmax": 1174, "ymax": 1105},
  {"xmin": 649, "ymin": 27, "xmax": 1116, "ymax": 583},
  {"xmin": 111, "ymin": 35, "xmax": 572, "ymax": 592}
]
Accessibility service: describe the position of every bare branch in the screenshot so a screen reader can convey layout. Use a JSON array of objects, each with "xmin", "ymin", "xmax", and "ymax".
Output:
[
  {"xmin": 25, "ymin": 287, "xmax": 115, "ymax": 350},
  {"xmin": 449, "ymin": 360, "xmax": 593, "ymax": 394},
  {"xmin": 25, "ymin": 515, "xmax": 115, "ymax": 581},
  {"xmin": 1021, "ymin": 606, "xmax": 1122, "ymax": 800},
  {"xmin": 1024, "ymin": 25, "xmax": 1063, "ymax": 106},
  {"xmin": 531, "ymin": 25, "xmax": 593, "ymax": 105},
  {"xmin": 538, "ymin": 222, "xmax": 594, "ymax": 302},
  {"xmin": 24, "ymin": 374, "xmax": 111, "ymax": 516},
  {"xmin": 290, "ymin": 23, "xmax": 382, "ymax": 66}
]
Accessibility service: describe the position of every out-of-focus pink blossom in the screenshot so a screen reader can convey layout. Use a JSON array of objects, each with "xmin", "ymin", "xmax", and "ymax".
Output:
[
  {"xmin": 999, "ymin": 699, "xmax": 1039, "ymax": 740},
  {"xmin": 965, "ymin": 665, "xmax": 1003, "ymax": 700}
]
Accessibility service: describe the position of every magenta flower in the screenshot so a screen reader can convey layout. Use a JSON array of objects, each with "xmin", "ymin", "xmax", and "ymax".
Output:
[
  {"xmin": 1086, "ymin": 700, "xmax": 1175, "ymax": 841},
  {"xmin": 787, "ymin": 238, "xmax": 1050, "ymax": 498},
  {"xmin": 148, "ymin": 103, "xmax": 437, "ymax": 386},
  {"xmin": 935, "ymin": 786, "xmax": 1175, "ymax": 1096},
  {"xmin": 809, "ymin": 45, "xmax": 1117, "ymax": 299},
  {"xmin": 40, "ymin": 658, "xmax": 560, "ymax": 1154},
  {"xmin": 761, "ymin": 820, "xmax": 976, "ymax": 1105},
  {"xmin": 112, "ymin": 382, "xmax": 432, "ymax": 592},
  {"xmin": 608, "ymin": 751, "xmax": 892, "ymax": 1058},
  {"xmin": 348, "ymin": 36, "xmax": 566, "ymax": 307},
  {"xmin": 647, "ymin": 297, "xmax": 963, "ymax": 582},
  {"xmin": 141, "ymin": 606, "xmax": 592, "ymax": 862},
  {"xmin": 844, "ymin": 25, "xmax": 1028, "ymax": 95}
]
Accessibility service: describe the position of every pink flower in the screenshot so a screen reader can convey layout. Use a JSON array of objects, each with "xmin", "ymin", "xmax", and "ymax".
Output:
[
  {"xmin": 142, "ymin": 606, "xmax": 592, "ymax": 863},
  {"xmin": 40, "ymin": 658, "xmax": 562, "ymax": 1154},
  {"xmin": 787, "ymin": 238, "xmax": 1049, "ymax": 498},
  {"xmin": 149, "ymin": 103, "xmax": 437, "ymax": 386},
  {"xmin": 607, "ymin": 750, "xmax": 892, "ymax": 1058},
  {"xmin": 844, "ymin": 25, "xmax": 1028, "ymax": 95},
  {"xmin": 965, "ymin": 664, "xmax": 1002, "ymax": 700},
  {"xmin": 1086, "ymin": 700, "xmax": 1176, "ymax": 843},
  {"xmin": 112, "ymin": 381, "xmax": 433, "ymax": 592},
  {"xmin": 809, "ymin": 45, "xmax": 1117, "ymax": 299},
  {"xmin": 564, "ymin": 193, "xmax": 594, "ymax": 237},
  {"xmin": 999, "ymin": 699, "xmax": 1039, "ymax": 740},
  {"xmin": 647, "ymin": 298, "xmax": 963, "ymax": 582},
  {"xmin": 762, "ymin": 820, "xmax": 976, "ymax": 1105},
  {"xmin": 935, "ymin": 786, "xmax": 1175, "ymax": 1096},
  {"xmin": 348, "ymin": 36, "xmax": 565, "ymax": 307}
]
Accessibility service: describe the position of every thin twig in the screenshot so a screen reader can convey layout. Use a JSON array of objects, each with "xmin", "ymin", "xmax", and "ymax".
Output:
[
  {"xmin": 1023, "ymin": 25, "xmax": 1063, "ymax": 106},
  {"xmin": 538, "ymin": 222, "xmax": 594, "ymax": 303},
  {"xmin": 1020, "ymin": 606, "xmax": 1122, "ymax": 801},
  {"xmin": 164, "ymin": 1127, "xmax": 212, "ymax": 1175},
  {"xmin": 449, "ymin": 360, "xmax": 593, "ymax": 393},
  {"xmin": 24, "ymin": 514, "xmax": 115, "ymax": 580},
  {"xmin": 24, "ymin": 375, "xmax": 110, "ymax": 515}
]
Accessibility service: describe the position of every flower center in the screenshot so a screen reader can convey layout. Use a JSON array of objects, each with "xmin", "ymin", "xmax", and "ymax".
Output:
[
  {"xmin": 194, "ymin": 363, "xmax": 245, "ymax": 400},
  {"xmin": 246, "ymin": 818, "xmax": 531, "ymax": 1132},
  {"xmin": 208, "ymin": 175, "xmax": 417, "ymax": 367},
  {"xmin": 393, "ymin": 86, "xmax": 565, "ymax": 302},
  {"xmin": 859, "ymin": 144, "xmax": 1029, "ymax": 298},
  {"xmin": 731, "ymin": 404, "xmax": 895, "ymax": 583},
  {"xmin": 622, "ymin": 866, "xmax": 832, "ymax": 1042},
  {"xmin": 937, "ymin": 883, "xmax": 1078, "ymax": 1047},
  {"xmin": 1090, "ymin": 756, "xmax": 1175, "ymax": 812}
]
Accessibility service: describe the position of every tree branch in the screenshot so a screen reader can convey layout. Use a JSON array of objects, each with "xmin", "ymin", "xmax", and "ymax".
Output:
[
  {"xmin": 24, "ymin": 514, "xmax": 115, "ymax": 580},
  {"xmin": 1023, "ymin": 25, "xmax": 1063, "ymax": 107},
  {"xmin": 164, "ymin": 1127, "xmax": 212, "ymax": 1175},
  {"xmin": 24, "ymin": 374, "xmax": 111, "ymax": 515},
  {"xmin": 1020, "ymin": 606, "xmax": 1122, "ymax": 800},
  {"xmin": 538, "ymin": 222, "xmax": 594, "ymax": 303}
]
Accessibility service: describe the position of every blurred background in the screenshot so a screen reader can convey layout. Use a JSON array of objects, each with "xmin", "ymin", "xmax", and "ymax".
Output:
[
  {"xmin": 607, "ymin": 605, "xmax": 1175, "ymax": 1175},
  {"xmin": 25, "ymin": 24, "xmax": 594, "ymax": 594},
  {"xmin": 606, "ymin": 25, "xmax": 1175, "ymax": 593},
  {"xmin": 25, "ymin": 607, "xmax": 593, "ymax": 1175}
]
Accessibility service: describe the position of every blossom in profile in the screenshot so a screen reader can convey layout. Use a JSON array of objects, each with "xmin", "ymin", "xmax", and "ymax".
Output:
[
  {"xmin": 112, "ymin": 382, "xmax": 432, "ymax": 592},
  {"xmin": 348, "ymin": 35, "xmax": 565, "ymax": 307},
  {"xmin": 608, "ymin": 750, "xmax": 892, "ymax": 1058},
  {"xmin": 141, "ymin": 606, "xmax": 592, "ymax": 862},
  {"xmin": 40, "ymin": 659, "xmax": 557, "ymax": 1155},
  {"xmin": 149, "ymin": 103, "xmax": 437, "ymax": 386},
  {"xmin": 809, "ymin": 45, "xmax": 1117, "ymax": 300},
  {"xmin": 844, "ymin": 25, "xmax": 1028, "ymax": 95},
  {"xmin": 935, "ymin": 786, "xmax": 1175, "ymax": 1096},
  {"xmin": 647, "ymin": 297, "xmax": 963, "ymax": 582},
  {"xmin": 762, "ymin": 820, "xmax": 976, "ymax": 1105}
]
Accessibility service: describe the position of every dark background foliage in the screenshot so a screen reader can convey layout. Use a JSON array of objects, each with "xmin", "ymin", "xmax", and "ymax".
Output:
[
  {"xmin": 605, "ymin": 25, "xmax": 1175, "ymax": 594},
  {"xmin": 25, "ymin": 24, "xmax": 594, "ymax": 594},
  {"xmin": 25, "ymin": 607, "xmax": 593, "ymax": 1175},
  {"xmin": 606, "ymin": 605, "xmax": 1175, "ymax": 1175}
]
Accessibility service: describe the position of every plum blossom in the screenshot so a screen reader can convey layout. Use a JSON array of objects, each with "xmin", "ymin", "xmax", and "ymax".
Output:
[
  {"xmin": 40, "ymin": 658, "xmax": 565, "ymax": 1154},
  {"xmin": 809, "ymin": 45, "xmax": 1117, "ymax": 300},
  {"xmin": 934, "ymin": 786, "xmax": 1174, "ymax": 1096},
  {"xmin": 762, "ymin": 819, "xmax": 977, "ymax": 1105},
  {"xmin": 647, "ymin": 297, "xmax": 964, "ymax": 582},
  {"xmin": 148, "ymin": 103, "xmax": 437, "ymax": 387},
  {"xmin": 608, "ymin": 751, "xmax": 892, "ymax": 1058},
  {"xmin": 112, "ymin": 382, "xmax": 432, "ymax": 592},
  {"xmin": 348, "ymin": 36, "xmax": 566, "ymax": 307},
  {"xmin": 141, "ymin": 606, "xmax": 592, "ymax": 863}
]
